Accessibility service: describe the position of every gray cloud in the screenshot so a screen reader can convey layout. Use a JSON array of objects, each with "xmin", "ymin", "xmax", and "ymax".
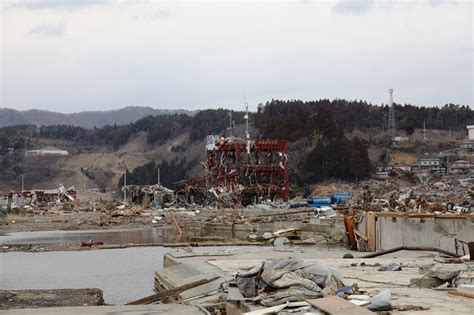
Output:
[
  {"xmin": 28, "ymin": 22, "xmax": 66, "ymax": 36},
  {"xmin": 429, "ymin": 0, "xmax": 448, "ymax": 6},
  {"xmin": 3, "ymin": 1, "xmax": 472, "ymax": 111},
  {"xmin": 332, "ymin": 0, "xmax": 375, "ymax": 15},
  {"xmin": 131, "ymin": 9, "xmax": 173, "ymax": 22},
  {"xmin": 6, "ymin": 0, "xmax": 109, "ymax": 11}
]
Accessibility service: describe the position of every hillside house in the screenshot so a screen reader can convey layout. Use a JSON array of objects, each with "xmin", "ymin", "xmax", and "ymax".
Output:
[
  {"xmin": 420, "ymin": 156, "xmax": 440, "ymax": 168},
  {"xmin": 460, "ymin": 142, "xmax": 474, "ymax": 156},
  {"xmin": 449, "ymin": 160, "xmax": 474, "ymax": 174},
  {"xmin": 25, "ymin": 146, "xmax": 69, "ymax": 157}
]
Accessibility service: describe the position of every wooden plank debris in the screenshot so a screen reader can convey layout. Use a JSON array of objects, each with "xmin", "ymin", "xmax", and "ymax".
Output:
[
  {"xmin": 126, "ymin": 275, "xmax": 219, "ymax": 305},
  {"xmin": 360, "ymin": 246, "xmax": 461, "ymax": 258},
  {"xmin": 243, "ymin": 302, "xmax": 310, "ymax": 315},
  {"xmin": 448, "ymin": 288, "xmax": 474, "ymax": 299},
  {"xmin": 365, "ymin": 212, "xmax": 376, "ymax": 252},
  {"xmin": 353, "ymin": 228, "xmax": 368, "ymax": 242},
  {"xmin": 273, "ymin": 228, "xmax": 298, "ymax": 238},
  {"xmin": 306, "ymin": 296, "xmax": 374, "ymax": 314}
]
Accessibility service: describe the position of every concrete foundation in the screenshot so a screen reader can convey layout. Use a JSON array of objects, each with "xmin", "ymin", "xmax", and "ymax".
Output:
[
  {"xmin": 0, "ymin": 304, "xmax": 205, "ymax": 315},
  {"xmin": 374, "ymin": 214, "xmax": 474, "ymax": 252}
]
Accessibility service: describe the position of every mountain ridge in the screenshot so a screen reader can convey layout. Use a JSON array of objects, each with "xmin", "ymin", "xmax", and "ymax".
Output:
[{"xmin": 0, "ymin": 106, "xmax": 197, "ymax": 128}]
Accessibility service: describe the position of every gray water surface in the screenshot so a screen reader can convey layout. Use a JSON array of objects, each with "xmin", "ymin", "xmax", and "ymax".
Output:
[
  {"xmin": 0, "ymin": 225, "xmax": 242, "ymax": 247},
  {"xmin": 0, "ymin": 247, "xmax": 167, "ymax": 304},
  {"xmin": 0, "ymin": 227, "xmax": 179, "ymax": 246}
]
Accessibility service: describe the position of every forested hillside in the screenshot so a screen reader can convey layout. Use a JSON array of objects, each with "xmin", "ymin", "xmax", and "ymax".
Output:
[
  {"xmin": 0, "ymin": 107, "xmax": 196, "ymax": 128},
  {"xmin": 256, "ymin": 99, "xmax": 473, "ymax": 141},
  {"xmin": 0, "ymin": 99, "xmax": 472, "ymax": 190},
  {"xmin": 0, "ymin": 109, "xmax": 246, "ymax": 152}
]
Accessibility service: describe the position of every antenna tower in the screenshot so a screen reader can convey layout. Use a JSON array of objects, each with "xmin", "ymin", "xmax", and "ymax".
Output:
[{"xmin": 388, "ymin": 89, "xmax": 396, "ymax": 139}]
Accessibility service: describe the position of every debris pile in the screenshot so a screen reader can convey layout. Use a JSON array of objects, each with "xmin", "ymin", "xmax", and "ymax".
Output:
[
  {"xmin": 121, "ymin": 184, "xmax": 174, "ymax": 208},
  {"xmin": 235, "ymin": 259, "xmax": 343, "ymax": 306},
  {"xmin": 0, "ymin": 185, "xmax": 76, "ymax": 214},
  {"xmin": 151, "ymin": 244, "xmax": 474, "ymax": 314}
]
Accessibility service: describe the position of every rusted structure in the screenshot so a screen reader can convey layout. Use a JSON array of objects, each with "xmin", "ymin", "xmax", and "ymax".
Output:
[{"xmin": 176, "ymin": 137, "xmax": 289, "ymax": 207}]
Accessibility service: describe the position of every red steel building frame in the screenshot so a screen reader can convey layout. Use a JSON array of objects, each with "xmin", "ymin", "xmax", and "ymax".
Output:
[{"xmin": 204, "ymin": 138, "xmax": 289, "ymax": 203}]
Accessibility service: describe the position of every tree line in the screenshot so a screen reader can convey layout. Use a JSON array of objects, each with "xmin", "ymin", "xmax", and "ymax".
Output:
[
  {"xmin": 2, "ymin": 100, "xmax": 471, "ymax": 151},
  {"xmin": 0, "ymin": 109, "xmax": 247, "ymax": 150},
  {"xmin": 256, "ymin": 99, "xmax": 473, "ymax": 141}
]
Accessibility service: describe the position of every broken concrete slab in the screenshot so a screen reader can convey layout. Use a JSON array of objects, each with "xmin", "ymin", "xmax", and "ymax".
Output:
[
  {"xmin": 0, "ymin": 304, "xmax": 205, "ymax": 315},
  {"xmin": 0, "ymin": 289, "xmax": 104, "ymax": 310},
  {"xmin": 307, "ymin": 296, "xmax": 374, "ymax": 314}
]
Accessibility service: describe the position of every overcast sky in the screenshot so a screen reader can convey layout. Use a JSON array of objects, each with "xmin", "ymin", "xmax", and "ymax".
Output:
[{"xmin": 1, "ymin": 0, "xmax": 472, "ymax": 113}]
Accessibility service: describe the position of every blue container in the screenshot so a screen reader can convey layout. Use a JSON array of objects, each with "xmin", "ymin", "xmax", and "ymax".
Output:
[
  {"xmin": 330, "ymin": 192, "xmax": 352, "ymax": 205},
  {"xmin": 307, "ymin": 196, "xmax": 332, "ymax": 207}
]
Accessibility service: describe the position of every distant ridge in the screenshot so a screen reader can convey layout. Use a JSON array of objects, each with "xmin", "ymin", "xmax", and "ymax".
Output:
[{"xmin": 0, "ymin": 106, "xmax": 197, "ymax": 128}]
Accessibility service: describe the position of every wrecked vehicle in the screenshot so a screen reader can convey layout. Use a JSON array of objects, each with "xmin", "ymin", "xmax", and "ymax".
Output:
[{"xmin": 313, "ymin": 206, "xmax": 336, "ymax": 219}]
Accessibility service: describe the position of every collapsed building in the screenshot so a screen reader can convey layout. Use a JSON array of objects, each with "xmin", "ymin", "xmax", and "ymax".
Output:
[
  {"xmin": 0, "ymin": 185, "xmax": 76, "ymax": 208},
  {"xmin": 175, "ymin": 137, "xmax": 289, "ymax": 207},
  {"xmin": 122, "ymin": 184, "xmax": 174, "ymax": 208}
]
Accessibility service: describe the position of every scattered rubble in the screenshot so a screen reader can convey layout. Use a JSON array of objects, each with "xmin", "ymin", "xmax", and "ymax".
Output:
[
  {"xmin": 1, "ymin": 148, "xmax": 473, "ymax": 313},
  {"xmin": 378, "ymin": 261, "xmax": 402, "ymax": 272},
  {"xmin": 122, "ymin": 184, "xmax": 174, "ymax": 208},
  {"xmin": 151, "ymin": 245, "xmax": 474, "ymax": 314}
]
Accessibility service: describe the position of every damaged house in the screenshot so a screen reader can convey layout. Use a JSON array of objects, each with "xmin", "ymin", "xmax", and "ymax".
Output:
[
  {"xmin": 0, "ymin": 185, "xmax": 76, "ymax": 208},
  {"xmin": 122, "ymin": 184, "xmax": 174, "ymax": 208}
]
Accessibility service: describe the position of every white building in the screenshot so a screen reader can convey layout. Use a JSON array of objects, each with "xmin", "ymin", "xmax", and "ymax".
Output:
[
  {"xmin": 393, "ymin": 136, "xmax": 409, "ymax": 143},
  {"xmin": 467, "ymin": 126, "xmax": 474, "ymax": 140},
  {"xmin": 25, "ymin": 146, "xmax": 69, "ymax": 157},
  {"xmin": 420, "ymin": 156, "xmax": 440, "ymax": 167}
]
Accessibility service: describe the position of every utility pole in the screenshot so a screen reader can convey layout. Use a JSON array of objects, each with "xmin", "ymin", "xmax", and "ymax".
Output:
[
  {"xmin": 123, "ymin": 168, "xmax": 127, "ymax": 202},
  {"xmin": 423, "ymin": 121, "xmax": 426, "ymax": 141},
  {"xmin": 157, "ymin": 167, "xmax": 160, "ymax": 185},
  {"xmin": 229, "ymin": 110, "xmax": 233, "ymax": 138},
  {"xmin": 21, "ymin": 174, "xmax": 24, "ymax": 192},
  {"xmin": 83, "ymin": 168, "xmax": 87, "ymax": 192}
]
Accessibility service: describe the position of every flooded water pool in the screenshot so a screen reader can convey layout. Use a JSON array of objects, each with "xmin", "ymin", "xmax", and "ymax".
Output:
[
  {"xmin": 0, "ymin": 227, "xmax": 246, "ymax": 305},
  {"xmin": 0, "ymin": 227, "xmax": 180, "ymax": 246},
  {"xmin": 0, "ymin": 226, "xmax": 247, "ymax": 305},
  {"xmin": 0, "ymin": 247, "xmax": 167, "ymax": 304},
  {"xmin": 0, "ymin": 225, "xmax": 245, "ymax": 247}
]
